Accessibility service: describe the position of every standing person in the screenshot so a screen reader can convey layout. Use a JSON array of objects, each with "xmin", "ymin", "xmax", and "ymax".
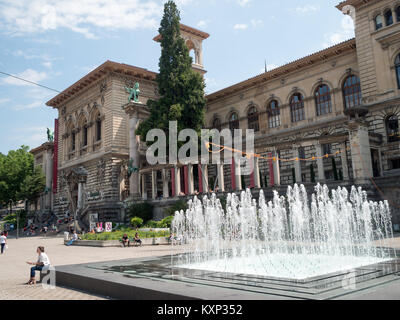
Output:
[
  {"xmin": 26, "ymin": 246, "xmax": 51, "ymax": 285},
  {"xmin": 0, "ymin": 232, "xmax": 7, "ymax": 254}
]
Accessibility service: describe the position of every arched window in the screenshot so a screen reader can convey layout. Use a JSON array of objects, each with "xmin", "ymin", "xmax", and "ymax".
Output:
[
  {"xmin": 96, "ymin": 114, "xmax": 102, "ymax": 142},
  {"xmin": 386, "ymin": 115, "xmax": 399, "ymax": 142},
  {"xmin": 343, "ymin": 75, "xmax": 362, "ymax": 109},
  {"xmin": 395, "ymin": 54, "xmax": 400, "ymax": 89},
  {"xmin": 247, "ymin": 106, "xmax": 259, "ymax": 132},
  {"xmin": 385, "ymin": 10, "xmax": 393, "ymax": 26},
  {"xmin": 229, "ymin": 112, "xmax": 239, "ymax": 133},
  {"xmin": 212, "ymin": 118, "xmax": 221, "ymax": 132},
  {"xmin": 315, "ymin": 84, "xmax": 332, "ymax": 116},
  {"xmin": 375, "ymin": 14, "xmax": 383, "ymax": 30},
  {"xmin": 290, "ymin": 93, "xmax": 305, "ymax": 122},
  {"xmin": 268, "ymin": 100, "xmax": 281, "ymax": 128},
  {"xmin": 71, "ymin": 131, "xmax": 76, "ymax": 151},
  {"xmin": 82, "ymin": 123, "xmax": 88, "ymax": 147}
]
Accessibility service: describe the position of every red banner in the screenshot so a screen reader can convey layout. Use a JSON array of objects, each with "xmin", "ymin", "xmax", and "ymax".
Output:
[{"xmin": 53, "ymin": 118, "xmax": 58, "ymax": 194}]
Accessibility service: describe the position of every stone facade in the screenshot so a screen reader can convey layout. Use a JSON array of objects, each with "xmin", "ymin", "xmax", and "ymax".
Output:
[{"xmin": 40, "ymin": 3, "xmax": 400, "ymax": 228}]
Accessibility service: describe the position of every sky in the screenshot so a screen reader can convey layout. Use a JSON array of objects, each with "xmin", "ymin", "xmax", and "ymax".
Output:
[{"xmin": 0, "ymin": 0, "xmax": 355, "ymax": 154}]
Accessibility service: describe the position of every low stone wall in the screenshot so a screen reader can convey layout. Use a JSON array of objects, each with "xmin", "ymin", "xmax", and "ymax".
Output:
[{"xmin": 63, "ymin": 237, "xmax": 171, "ymax": 247}]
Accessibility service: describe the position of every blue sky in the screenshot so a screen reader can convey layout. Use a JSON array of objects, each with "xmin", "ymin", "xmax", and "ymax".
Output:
[{"xmin": 0, "ymin": 0, "xmax": 354, "ymax": 154}]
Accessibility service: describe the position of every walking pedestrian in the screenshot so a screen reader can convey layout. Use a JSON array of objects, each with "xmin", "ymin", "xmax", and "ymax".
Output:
[{"xmin": 0, "ymin": 232, "xmax": 7, "ymax": 254}]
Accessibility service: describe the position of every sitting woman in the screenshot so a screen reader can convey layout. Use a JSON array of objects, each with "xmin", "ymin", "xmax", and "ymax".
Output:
[
  {"xmin": 134, "ymin": 233, "xmax": 142, "ymax": 246},
  {"xmin": 121, "ymin": 234, "xmax": 130, "ymax": 247},
  {"xmin": 26, "ymin": 246, "xmax": 51, "ymax": 285}
]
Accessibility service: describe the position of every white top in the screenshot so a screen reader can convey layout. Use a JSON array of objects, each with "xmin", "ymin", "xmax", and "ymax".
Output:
[
  {"xmin": 38, "ymin": 253, "xmax": 51, "ymax": 266},
  {"xmin": 72, "ymin": 233, "xmax": 78, "ymax": 241},
  {"xmin": 0, "ymin": 235, "xmax": 6, "ymax": 244}
]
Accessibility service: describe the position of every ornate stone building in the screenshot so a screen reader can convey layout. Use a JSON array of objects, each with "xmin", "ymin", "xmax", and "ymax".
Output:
[{"xmin": 42, "ymin": 2, "xmax": 400, "ymax": 227}]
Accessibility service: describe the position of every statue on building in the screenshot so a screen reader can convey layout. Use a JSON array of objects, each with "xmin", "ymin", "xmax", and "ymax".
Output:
[
  {"xmin": 125, "ymin": 82, "xmax": 140, "ymax": 103},
  {"xmin": 47, "ymin": 128, "xmax": 54, "ymax": 142},
  {"xmin": 127, "ymin": 158, "xmax": 139, "ymax": 178}
]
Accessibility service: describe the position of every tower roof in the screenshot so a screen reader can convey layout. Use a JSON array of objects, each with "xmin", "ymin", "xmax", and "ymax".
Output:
[{"xmin": 153, "ymin": 23, "xmax": 210, "ymax": 42}]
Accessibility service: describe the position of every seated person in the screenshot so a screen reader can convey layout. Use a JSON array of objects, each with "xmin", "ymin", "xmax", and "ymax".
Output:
[
  {"xmin": 134, "ymin": 233, "xmax": 142, "ymax": 246},
  {"xmin": 66, "ymin": 231, "xmax": 79, "ymax": 246},
  {"xmin": 121, "ymin": 234, "xmax": 130, "ymax": 247},
  {"xmin": 26, "ymin": 246, "xmax": 51, "ymax": 285}
]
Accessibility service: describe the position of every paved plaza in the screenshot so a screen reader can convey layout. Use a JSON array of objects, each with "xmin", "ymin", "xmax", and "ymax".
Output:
[
  {"xmin": 0, "ymin": 235, "xmax": 183, "ymax": 300},
  {"xmin": 1, "ymin": 235, "xmax": 400, "ymax": 300}
]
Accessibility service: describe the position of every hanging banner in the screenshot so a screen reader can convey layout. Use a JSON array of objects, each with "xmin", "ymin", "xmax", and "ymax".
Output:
[{"xmin": 53, "ymin": 118, "xmax": 59, "ymax": 194}]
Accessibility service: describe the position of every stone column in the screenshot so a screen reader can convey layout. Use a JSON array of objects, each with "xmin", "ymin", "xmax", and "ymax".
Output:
[
  {"xmin": 188, "ymin": 164, "xmax": 194, "ymax": 195},
  {"xmin": 141, "ymin": 174, "xmax": 147, "ymax": 200},
  {"xmin": 293, "ymin": 147, "xmax": 302, "ymax": 183},
  {"xmin": 174, "ymin": 166, "xmax": 181, "ymax": 196},
  {"xmin": 269, "ymin": 152, "xmax": 275, "ymax": 187},
  {"xmin": 254, "ymin": 157, "xmax": 261, "ymax": 188},
  {"xmin": 217, "ymin": 163, "xmax": 225, "ymax": 192},
  {"xmin": 273, "ymin": 150, "xmax": 281, "ymax": 186},
  {"xmin": 162, "ymin": 169, "xmax": 169, "ymax": 199},
  {"xmin": 151, "ymin": 170, "xmax": 157, "ymax": 200},
  {"xmin": 77, "ymin": 182, "xmax": 83, "ymax": 210},
  {"xmin": 202, "ymin": 164, "xmax": 209, "ymax": 193},
  {"xmin": 129, "ymin": 117, "xmax": 140, "ymax": 198},
  {"xmin": 348, "ymin": 120, "xmax": 373, "ymax": 184},
  {"xmin": 340, "ymin": 142, "xmax": 350, "ymax": 181},
  {"xmin": 316, "ymin": 144, "xmax": 325, "ymax": 182},
  {"xmin": 123, "ymin": 102, "xmax": 150, "ymax": 200},
  {"xmin": 235, "ymin": 157, "xmax": 242, "ymax": 191}
]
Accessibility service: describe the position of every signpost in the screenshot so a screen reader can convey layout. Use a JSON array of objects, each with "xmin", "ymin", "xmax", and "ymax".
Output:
[{"xmin": 105, "ymin": 222, "xmax": 112, "ymax": 233}]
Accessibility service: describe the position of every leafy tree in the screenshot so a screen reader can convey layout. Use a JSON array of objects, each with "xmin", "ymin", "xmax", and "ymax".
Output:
[
  {"xmin": 136, "ymin": 1, "xmax": 206, "ymax": 152},
  {"xmin": 130, "ymin": 217, "xmax": 144, "ymax": 228},
  {"xmin": 127, "ymin": 202, "xmax": 153, "ymax": 223},
  {"xmin": 18, "ymin": 166, "xmax": 45, "ymax": 212},
  {"xmin": 0, "ymin": 146, "xmax": 34, "ymax": 211}
]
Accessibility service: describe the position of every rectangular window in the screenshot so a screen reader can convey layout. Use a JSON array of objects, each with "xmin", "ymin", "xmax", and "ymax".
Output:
[
  {"xmin": 396, "ymin": 66, "xmax": 400, "ymax": 89},
  {"xmin": 71, "ymin": 133, "xmax": 76, "ymax": 151},
  {"xmin": 322, "ymin": 144, "xmax": 332, "ymax": 156},
  {"xmin": 390, "ymin": 159, "xmax": 400, "ymax": 170}
]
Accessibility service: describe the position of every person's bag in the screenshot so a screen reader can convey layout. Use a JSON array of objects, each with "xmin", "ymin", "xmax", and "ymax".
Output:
[{"xmin": 5, "ymin": 244, "xmax": 8, "ymax": 250}]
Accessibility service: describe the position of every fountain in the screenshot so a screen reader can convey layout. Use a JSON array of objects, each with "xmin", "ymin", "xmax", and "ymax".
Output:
[
  {"xmin": 171, "ymin": 184, "xmax": 396, "ymax": 280},
  {"xmin": 55, "ymin": 183, "xmax": 400, "ymax": 299}
]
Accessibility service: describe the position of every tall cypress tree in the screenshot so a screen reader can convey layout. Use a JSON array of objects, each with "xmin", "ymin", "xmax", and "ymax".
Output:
[{"xmin": 137, "ymin": 1, "xmax": 206, "ymax": 150}]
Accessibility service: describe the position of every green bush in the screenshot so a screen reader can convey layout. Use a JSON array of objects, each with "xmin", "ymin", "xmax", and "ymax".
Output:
[
  {"xmin": 4, "ymin": 210, "xmax": 27, "ymax": 228},
  {"xmin": 130, "ymin": 217, "xmax": 143, "ymax": 228},
  {"xmin": 127, "ymin": 202, "xmax": 153, "ymax": 223},
  {"xmin": 145, "ymin": 220, "xmax": 159, "ymax": 228},
  {"xmin": 81, "ymin": 230, "xmax": 170, "ymax": 241},
  {"xmin": 158, "ymin": 216, "xmax": 174, "ymax": 228},
  {"xmin": 164, "ymin": 200, "xmax": 187, "ymax": 217}
]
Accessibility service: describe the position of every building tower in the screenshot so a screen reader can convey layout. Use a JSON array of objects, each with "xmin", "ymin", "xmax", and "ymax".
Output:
[{"xmin": 153, "ymin": 23, "xmax": 210, "ymax": 75}]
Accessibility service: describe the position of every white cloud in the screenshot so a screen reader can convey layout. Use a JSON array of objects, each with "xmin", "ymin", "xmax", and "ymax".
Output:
[
  {"xmin": 234, "ymin": 24, "xmax": 248, "ymax": 30},
  {"xmin": 237, "ymin": 0, "xmax": 251, "ymax": 7},
  {"xmin": 10, "ymin": 126, "xmax": 48, "ymax": 148},
  {"xmin": 250, "ymin": 19, "xmax": 263, "ymax": 28},
  {"xmin": 1, "ymin": 69, "xmax": 49, "ymax": 86},
  {"xmin": 322, "ymin": 15, "xmax": 354, "ymax": 48},
  {"xmin": 295, "ymin": 5, "xmax": 318, "ymax": 15},
  {"xmin": 0, "ymin": 98, "xmax": 11, "ymax": 104},
  {"xmin": 0, "ymin": 0, "xmax": 166, "ymax": 39},
  {"xmin": 197, "ymin": 20, "xmax": 210, "ymax": 29}
]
